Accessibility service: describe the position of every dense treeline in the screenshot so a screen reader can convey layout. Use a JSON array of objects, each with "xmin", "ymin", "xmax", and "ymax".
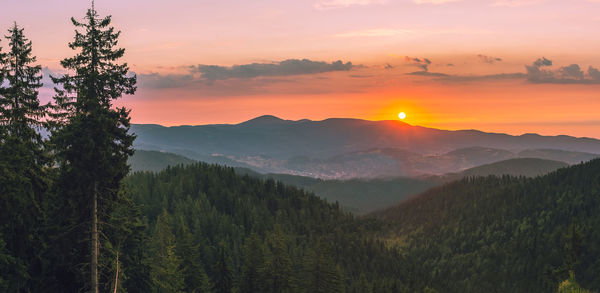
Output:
[
  {"xmin": 375, "ymin": 159, "xmax": 600, "ymax": 292},
  {"xmin": 126, "ymin": 163, "xmax": 415, "ymax": 292}
]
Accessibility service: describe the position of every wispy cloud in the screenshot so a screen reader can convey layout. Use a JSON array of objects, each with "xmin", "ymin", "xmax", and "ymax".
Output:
[
  {"xmin": 407, "ymin": 71, "xmax": 450, "ymax": 77},
  {"xmin": 413, "ymin": 0, "xmax": 463, "ymax": 4},
  {"xmin": 314, "ymin": 0, "xmax": 385, "ymax": 10},
  {"xmin": 334, "ymin": 28, "xmax": 413, "ymax": 38},
  {"xmin": 192, "ymin": 59, "xmax": 354, "ymax": 81},
  {"xmin": 406, "ymin": 57, "xmax": 600, "ymax": 84},
  {"xmin": 138, "ymin": 73, "xmax": 195, "ymax": 89},
  {"xmin": 138, "ymin": 58, "xmax": 357, "ymax": 90},
  {"xmin": 404, "ymin": 56, "xmax": 432, "ymax": 71},
  {"xmin": 477, "ymin": 54, "xmax": 503, "ymax": 64}
]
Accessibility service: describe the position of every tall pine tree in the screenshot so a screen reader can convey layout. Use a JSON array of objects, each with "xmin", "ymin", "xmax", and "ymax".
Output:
[
  {"xmin": 0, "ymin": 23, "xmax": 48, "ymax": 292},
  {"xmin": 48, "ymin": 3, "xmax": 136, "ymax": 292},
  {"xmin": 148, "ymin": 210, "xmax": 185, "ymax": 293}
]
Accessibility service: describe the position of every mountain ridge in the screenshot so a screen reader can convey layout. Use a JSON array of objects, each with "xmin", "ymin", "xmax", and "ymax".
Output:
[{"xmin": 130, "ymin": 115, "xmax": 600, "ymax": 178}]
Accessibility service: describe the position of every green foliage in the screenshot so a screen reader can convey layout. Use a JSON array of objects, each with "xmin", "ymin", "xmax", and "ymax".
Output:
[
  {"xmin": 129, "ymin": 150, "xmax": 197, "ymax": 173},
  {"xmin": 149, "ymin": 210, "xmax": 184, "ymax": 293},
  {"xmin": 301, "ymin": 241, "xmax": 344, "ymax": 293},
  {"xmin": 127, "ymin": 163, "xmax": 412, "ymax": 292},
  {"xmin": 0, "ymin": 23, "xmax": 49, "ymax": 292},
  {"xmin": 239, "ymin": 233, "xmax": 264, "ymax": 293},
  {"xmin": 46, "ymin": 4, "xmax": 138, "ymax": 292},
  {"xmin": 376, "ymin": 159, "xmax": 600, "ymax": 292},
  {"xmin": 212, "ymin": 242, "xmax": 234, "ymax": 293},
  {"xmin": 261, "ymin": 224, "xmax": 295, "ymax": 293}
]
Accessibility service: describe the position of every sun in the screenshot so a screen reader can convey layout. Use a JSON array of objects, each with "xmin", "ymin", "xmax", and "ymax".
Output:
[{"xmin": 398, "ymin": 112, "xmax": 406, "ymax": 120}]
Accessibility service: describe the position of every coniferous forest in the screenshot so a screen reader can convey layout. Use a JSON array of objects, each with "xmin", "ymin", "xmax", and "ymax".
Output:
[{"xmin": 1, "ymin": 4, "xmax": 600, "ymax": 293}]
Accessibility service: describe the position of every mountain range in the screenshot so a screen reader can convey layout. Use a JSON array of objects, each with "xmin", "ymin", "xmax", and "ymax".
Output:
[{"xmin": 131, "ymin": 115, "xmax": 600, "ymax": 179}]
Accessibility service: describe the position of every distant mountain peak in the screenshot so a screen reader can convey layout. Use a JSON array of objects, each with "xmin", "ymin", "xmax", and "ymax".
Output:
[{"xmin": 240, "ymin": 115, "xmax": 286, "ymax": 125}]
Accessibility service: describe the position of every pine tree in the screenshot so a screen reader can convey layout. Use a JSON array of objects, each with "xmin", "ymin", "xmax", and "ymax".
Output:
[
  {"xmin": 0, "ymin": 23, "xmax": 48, "ymax": 292},
  {"xmin": 262, "ymin": 225, "xmax": 295, "ymax": 293},
  {"xmin": 239, "ymin": 233, "xmax": 265, "ymax": 293},
  {"xmin": 48, "ymin": 3, "xmax": 136, "ymax": 292},
  {"xmin": 212, "ymin": 242, "xmax": 234, "ymax": 293},
  {"xmin": 302, "ymin": 240, "xmax": 344, "ymax": 293},
  {"xmin": 149, "ymin": 210, "xmax": 185, "ymax": 293}
]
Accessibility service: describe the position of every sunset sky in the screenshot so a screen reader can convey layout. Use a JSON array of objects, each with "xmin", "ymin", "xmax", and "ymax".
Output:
[{"xmin": 2, "ymin": 0, "xmax": 600, "ymax": 138}]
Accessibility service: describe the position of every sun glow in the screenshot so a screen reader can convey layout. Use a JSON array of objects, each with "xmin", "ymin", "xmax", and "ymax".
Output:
[{"xmin": 398, "ymin": 112, "xmax": 406, "ymax": 120}]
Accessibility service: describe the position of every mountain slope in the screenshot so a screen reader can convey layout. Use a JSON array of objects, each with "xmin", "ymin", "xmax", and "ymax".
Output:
[
  {"xmin": 126, "ymin": 163, "xmax": 414, "ymax": 292},
  {"xmin": 373, "ymin": 159, "xmax": 600, "ymax": 292},
  {"xmin": 456, "ymin": 157, "xmax": 568, "ymax": 178},
  {"xmin": 519, "ymin": 149, "xmax": 600, "ymax": 165},
  {"xmin": 245, "ymin": 171, "xmax": 440, "ymax": 214},
  {"xmin": 129, "ymin": 150, "xmax": 196, "ymax": 172}
]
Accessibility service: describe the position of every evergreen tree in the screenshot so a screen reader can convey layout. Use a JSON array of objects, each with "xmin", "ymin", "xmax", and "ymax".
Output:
[
  {"xmin": 212, "ymin": 242, "xmax": 234, "ymax": 293},
  {"xmin": 48, "ymin": 3, "xmax": 136, "ymax": 292},
  {"xmin": 239, "ymin": 233, "xmax": 265, "ymax": 293},
  {"xmin": 0, "ymin": 23, "xmax": 48, "ymax": 292},
  {"xmin": 149, "ymin": 210, "xmax": 184, "ymax": 293},
  {"xmin": 302, "ymin": 240, "xmax": 344, "ymax": 293},
  {"xmin": 174, "ymin": 216, "xmax": 212, "ymax": 293},
  {"xmin": 262, "ymin": 225, "xmax": 295, "ymax": 293}
]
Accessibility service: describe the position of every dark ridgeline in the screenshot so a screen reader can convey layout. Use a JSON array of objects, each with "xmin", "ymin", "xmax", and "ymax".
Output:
[{"xmin": 0, "ymin": 3, "xmax": 599, "ymax": 293}]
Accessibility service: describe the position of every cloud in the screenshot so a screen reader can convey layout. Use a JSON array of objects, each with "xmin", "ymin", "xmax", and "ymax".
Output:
[
  {"xmin": 413, "ymin": 0, "xmax": 463, "ymax": 4},
  {"xmin": 408, "ymin": 57, "xmax": 600, "ymax": 85},
  {"xmin": 138, "ymin": 73, "xmax": 195, "ymax": 89},
  {"xmin": 588, "ymin": 66, "xmax": 600, "ymax": 80},
  {"xmin": 191, "ymin": 59, "xmax": 354, "ymax": 81},
  {"xmin": 406, "ymin": 71, "xmax": 450, "ymax": 77},
  {"xmin": 314, "ymin": 0, "xmax": 385, "ymax": 10},
  {"xmin": 404, "ymin": 56, "xmax": 432, "ymax": 71},
  {"xmin": 436, "ymin": 72, "xmax": 526, "ymax": 82},
  {"xmin": 524, "ymin": 57, "xmax": 600, "ymax": 84},
  {"xmin": 334, "ymin": 28, "xmax": 412, "ymax": 38},
  {"xmin": 559, "ymin": 64, "xmax": 585, "ymax": 80},
  {"xmin": 477, "ymin": 54, "xmax": 503, "ymax": 64}
]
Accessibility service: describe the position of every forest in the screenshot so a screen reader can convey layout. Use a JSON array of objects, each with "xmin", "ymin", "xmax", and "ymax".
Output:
[{"xmin": 0, "ymin": 4, "xmax": 597, "ymax": 293}]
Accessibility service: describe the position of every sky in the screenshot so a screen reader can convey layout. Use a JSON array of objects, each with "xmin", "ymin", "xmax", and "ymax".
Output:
[{"xmin": 2, "ymin": 0, "xmax": 600, "ymax": 138}]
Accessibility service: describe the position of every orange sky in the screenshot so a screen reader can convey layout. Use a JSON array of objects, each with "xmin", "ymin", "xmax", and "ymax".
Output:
[{"xmin": 3, "ymin": 0, "xmax": 600, "ymax": 138}]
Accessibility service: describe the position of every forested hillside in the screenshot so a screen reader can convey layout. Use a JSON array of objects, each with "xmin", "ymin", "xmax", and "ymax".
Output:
[
  {"xmin": 126, "ymin": 163, "xmax": 415, "ymax": 292},
  {"xmin": 250, "ymin": 172, "xmax": 439, "ymax": 214},
  {"xmin": 375, "ymin": 159, "xmax": 600, "ymax": 292},
  {"xmin": 449, "ymin": 157, "xmax": 568, "ymax": 179},
  {"xmin": 129, "ymin": 150, "xmax": 196, "ymax": 172}
]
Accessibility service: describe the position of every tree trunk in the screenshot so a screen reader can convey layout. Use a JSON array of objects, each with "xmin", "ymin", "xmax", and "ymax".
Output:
[
  {"xmin": 91, "ymin": 181, "xmax": 99, "ymax": 293},
  {"xmin": 113, "ymin": 250, "xmax": 119, "ymax": 293}
]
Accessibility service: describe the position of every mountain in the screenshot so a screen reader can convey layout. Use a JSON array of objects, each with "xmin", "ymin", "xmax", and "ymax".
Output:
[
  {"xmin": 449, "ymin": 157, "xmax": 568, "ymax": 178},
  {"xmin": 519, "ymin": 149, "xmax": 599, "ymax": 165},
  {"xmin": 128, "ymin": 150, "xmax": 196, "ymax": 172},
  {"xmin": 372, "ymin": 159, "xmax": 600, "ymax": 292},
  {"xmin": 131, "ymin": 116, "xmax": 600, "ymax": 178}
]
